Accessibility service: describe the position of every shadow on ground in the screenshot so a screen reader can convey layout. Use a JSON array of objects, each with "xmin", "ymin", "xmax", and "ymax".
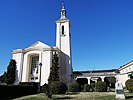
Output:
[
  {"xmin": 54, "ymin": 96, "xmax": 74, "ymax": 99},
  {"xmin": 126, "ymin": 96, "xmax": 133, "ymax": 99},
  {"xmin": 0, "ymin": 97, "xmax": 16, "ymax": 100},
  {"xmin": 0, "ymin": 96, "xmax": 26, "ymax": 100},
  {"xmin": 66, "ymin": 92, "xmax": 79, "ymax": 95}
]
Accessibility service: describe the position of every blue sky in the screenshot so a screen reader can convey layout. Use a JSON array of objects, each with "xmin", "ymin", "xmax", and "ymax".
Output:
[{"xmin": 0, "ymin": 0, "xmax": 133, "ymax": 75}]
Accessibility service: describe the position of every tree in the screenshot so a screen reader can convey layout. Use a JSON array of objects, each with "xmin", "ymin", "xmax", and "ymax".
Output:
[
  {"xmin": 46, "ymin": 51, "xmax": 59, "ymax": 98},
  {"xmin": 0, "ymin": 72, "xmax": 6, "ymax": 83},
  {"xmin": 6, "ymin": 59, "xmax": 16, "ymax": 84},
  {"xmin": 48, "ymin": 51, "xmax": 59, "ymax": 84}
]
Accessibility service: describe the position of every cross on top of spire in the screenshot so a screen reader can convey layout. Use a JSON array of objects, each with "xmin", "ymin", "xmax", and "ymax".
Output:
[
  {"xmin": 60, "ymin": 2, "xmax": 67, "ymax": 19},
  {"xmin": 62, "ymin": 2, "xmax": 65, "ymax": 10}
]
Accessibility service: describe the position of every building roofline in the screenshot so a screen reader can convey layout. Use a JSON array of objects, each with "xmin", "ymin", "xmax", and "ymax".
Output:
[
  {"xmin": 73, "ymin": 69, "xmax": 117, "ymax": 73},
  {"xmin": 119, "ymin": 60, "xmax": 133, "ymax": 70}
]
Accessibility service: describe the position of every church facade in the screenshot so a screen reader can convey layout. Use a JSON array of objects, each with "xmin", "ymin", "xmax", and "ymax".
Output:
[{"xmin": 12, "ymin": 3, "xmax": 72, "ymax": 86}]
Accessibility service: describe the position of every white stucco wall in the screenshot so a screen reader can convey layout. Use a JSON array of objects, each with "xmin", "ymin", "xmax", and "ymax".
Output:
[
  {"xmin": 56, "ymin": 23, "xmax": 61, "ymax": 49},
  {"xmin": 40, "ymin": 51, "xmax": 52, "ymax": 86},
  {"xmin": 12, "ymin": 51, "xmax": 24, "ymax": 84},
  {"xmin": 119, "ymin": 74, "xmax": 129, "ymax": 87}
]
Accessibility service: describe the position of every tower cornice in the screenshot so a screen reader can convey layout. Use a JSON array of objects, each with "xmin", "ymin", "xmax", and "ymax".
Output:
[{"xmin": 56, "ymin": 19, "xmax": 70, "ymax": 23}]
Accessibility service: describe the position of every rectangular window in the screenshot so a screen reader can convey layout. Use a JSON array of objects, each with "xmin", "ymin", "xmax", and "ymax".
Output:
[
  {"xmin": 62, "ymin": 25, "xmax": 64, "ymax": 35},
  {"xmin": 31, "ymin": 56, "xmax": 39, "ymax": 75}
]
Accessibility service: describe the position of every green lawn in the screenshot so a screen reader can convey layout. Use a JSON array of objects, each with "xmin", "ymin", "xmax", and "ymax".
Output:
[
  {"xmin": 12, "ymin": 92, "xmax": 133, "ymax": 100},
  {"xmin": 2, "ymin": 92, "xmax": 128, "ymax": 100}
]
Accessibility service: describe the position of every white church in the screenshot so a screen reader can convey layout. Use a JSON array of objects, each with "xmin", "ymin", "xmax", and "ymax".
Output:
[
  {"xmin": 11, "ymin": 2, "xmax": 133, "ymax": 88},
  {"xmin": 12, "ymin": 3, "xmax": 72, "ymax": 86}
]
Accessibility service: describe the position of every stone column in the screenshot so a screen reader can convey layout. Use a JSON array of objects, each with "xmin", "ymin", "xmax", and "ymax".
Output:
[
  {"xmin": 101, "ymin": 76, "xmax": 105, "ymax": 82},
  {"xmin": 87, "ymin": 77, "xmax": 91, "ymax": 84}
]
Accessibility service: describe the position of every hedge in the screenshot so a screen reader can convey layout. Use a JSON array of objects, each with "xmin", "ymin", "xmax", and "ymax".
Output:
[
  {"xmin": 125, "ymin": 79, "xmax": 133, "ymax": 93},
  {"xmin": 0, "ymin": 82, "xmax": 39, "ymax": 97},
  {"xmin": 19, "ymin": 82, "xmax": 40, "ymax": 92}
]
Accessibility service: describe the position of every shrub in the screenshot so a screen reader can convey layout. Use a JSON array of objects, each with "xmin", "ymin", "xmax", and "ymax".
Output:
[
  {"xmin": 45, "ymin": 84, "xmax": 52, "ymax": 98},
  {"xmin": 50, "ymin": 81, "xmax": 67, "ymax": 94},
  {"xmin": 68, "ymin": 81, "xmax": 81, "ymax": 92},
  {"xmin": 90, "ymin": 83, "xmax": 95, "ymax": 92},
  {"xmin": 97, "ymin": 77, "xmax": 102, "ymax": 82},
  {"xmin": 83, "ymin": 84, "xmax": 90, "ymax": 92},
  {"xmin": 125, "ymin": 79, "xmax": 133, "ymax": 92},
  {"xmin": 95, "ymin": 81, "xmax": 107, "ymax": 92},
  {"xmin": 40, "ymin": 83, "xmax": 49, "ymax": 93}
]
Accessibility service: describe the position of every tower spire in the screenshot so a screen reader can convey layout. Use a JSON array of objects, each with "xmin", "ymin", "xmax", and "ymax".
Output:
[{"xmin": 60, "ymin": 2, "xmax": 66, "ymax": 19}]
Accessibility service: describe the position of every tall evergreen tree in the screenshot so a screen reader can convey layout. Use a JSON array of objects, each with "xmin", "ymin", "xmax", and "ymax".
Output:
[
  {"xmin": 45, "ymin": 51, "xmax": 60, "ymax": 98},
  {"xmin": 0, "ymin": 72, "xmax": 6, "ymax": 83},
  {"xmin": 6, "ymin": 59, "xmax": 16, "ymax": 84},
  {"xmin": 48, "ymin": 51, "xmax": 59, "ymax": 84}
]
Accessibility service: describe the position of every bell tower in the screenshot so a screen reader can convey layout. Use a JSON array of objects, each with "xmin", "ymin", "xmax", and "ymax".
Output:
[{"xmin": 56, "ymin": 3, "xmax": 72, "ymax": 84}]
